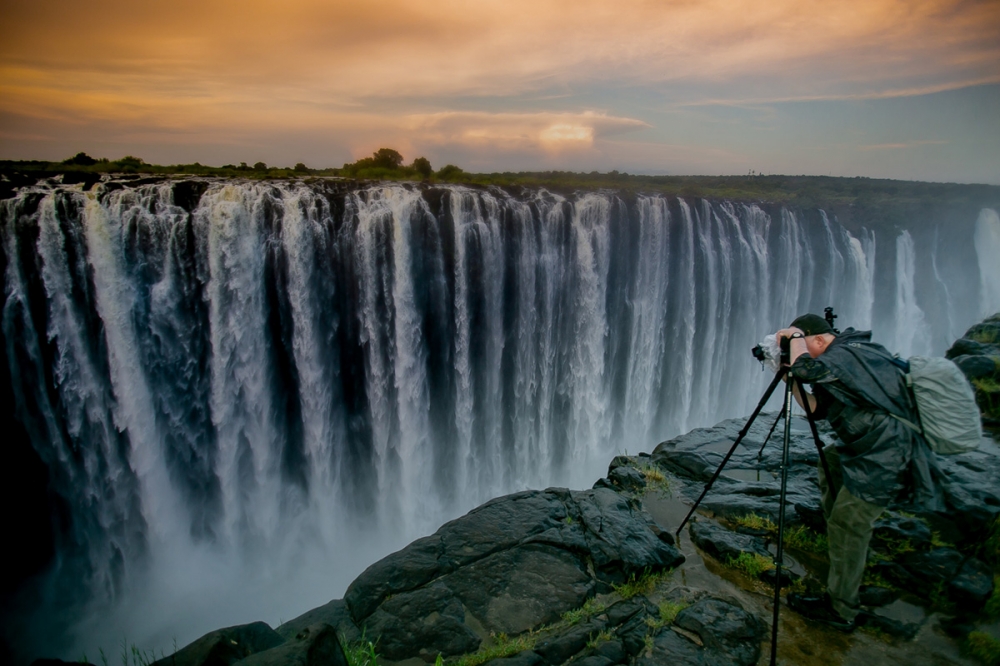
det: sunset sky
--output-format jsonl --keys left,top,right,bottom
{"left": 1, "top": 0, "right": 998, "bottom": 182}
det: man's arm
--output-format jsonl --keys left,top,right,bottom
{"left": 775, "top": 326, "right": 817, "bottom": 413}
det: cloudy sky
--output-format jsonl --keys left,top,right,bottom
{"left": 1, "top": 0, "right": 998, "bottom": 182}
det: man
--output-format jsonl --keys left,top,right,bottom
{"left": 774, "top": 313, "right": 942, "bottom": 631}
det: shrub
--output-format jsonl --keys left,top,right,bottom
{"left": 412, "top": 156, "right": 433, "bottom": 178}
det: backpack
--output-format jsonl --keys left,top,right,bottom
{"left": 889, "top": 356, "right": 983, "bottom": 455}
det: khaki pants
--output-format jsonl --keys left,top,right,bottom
{"left": 818, "top": 445, "right": 885, "bottom": 621}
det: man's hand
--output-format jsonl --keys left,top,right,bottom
{"left": 775, "top": 326, "right": 804, "bottom": 343}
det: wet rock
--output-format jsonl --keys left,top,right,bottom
{"left": 605, "top": 597, "right": 655, "bottom": 626}
{"left": 948, "top": 557, "right": 995, "bottom": 608}
{"left": 946, "top": 338, "right": 989, "bottom": 359}
{"left": 673, "top": 598, "right": 765, "bottom": 666}
{"left": 534, "top": 620, "right": 605, "bottom": 664}
{"left": 689, "top": 520, "right": 771, "bottom": 563}
{"left": 233, "top": 623, "right": 347, "bottom": 666}
{"left": 481, "top": 651, "right": 543, "bottom": 666}
{"left": 343, "top": 487, "right": 682, "bottom": 662}
{"left": 859, "top": 585, "right": 900, "bottom": 607}
{"left": 570, "top": 656, "right": 615, "bottom": 666}
{"left": 592, "top": 639, "right": 627, "bottom": 664}
{"left": 363, "top": 583, "right": 481, "bottom": 661}
{"left": 873, "top": 514, "right": 934, "bottom": 550}
{"left": 608, "top": 465, "right": 646, "bottom": 492}
{"left": 277, "top": 599, "right": 360, "bottom": 644}
{"left": 634, "top": 629, "right": 703, "bottom": 665}
{"left": 952, "top": 354, "right": 998, "bottom": 380}
{"left": 900, "top": 548, "right": 964, "bottom": 586}
{"left": 793, "top": 499, "right": 826, "bottom": 533}
{"left": 856, "top": 612, "right": 921, "bottom": 640}
{"left": 151, "top": 622, "right": 284, "bottom": 666}
{"left": 618, "top": 609, "right": 658, "bottom": 657}
{"left": 759, "top": 566, "right": 800, "bottom": 587}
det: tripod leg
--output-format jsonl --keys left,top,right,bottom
{"left": 794, "top": 377, "right": 835, "bottom": 500}
{"left": 755, "top": 406, "right": 786, "bottom": 461}
{"left": 676, "top": 368, "right": 787, "bottom": 538}
{"left": 769, "top": 370, "right": 796, "bottom": 666}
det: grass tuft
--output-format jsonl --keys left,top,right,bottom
{"left": 726, "top": 552, "right": 775, "bottom": 579}
{"left": 783, "top": 525, "right": 828, "bottom": 554}
{"left": 965, "top": 631, "right": 1000, "bottom": 665}
{"left": 732, "top": 513, "right": 775, "bottom": 532}
{"left": 561, "top": 597, "right": 607, "bottom": 626}
{"left": 452, "top": 632, "right": 537, "bottom": 666}
{"left": 612, "top": 568, "right": 672, "bottom": 599}
{"left": 585, "top": 629, "right": 613, "bottom": 650}
{"left": 344, "top": 631, "right": 380, "bottom": 666}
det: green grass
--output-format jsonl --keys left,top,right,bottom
{"left": 783, "top": 525, "right": 828, "bottom": 554}
{"left": 986, "top": 576, "right": 1000, "bottom": 619}
{"left": 965, "top": 631, "right": 1000, "bottom": 665}
{"left": 561, "top": 597, "right": 607, "bottom": 626}
{"left": 655, "top": 600, "right": 689, "bottom": 627}
{"left": 585, "top": 629, "right": 613, "bottom": 649}
{"left": 637, "top": 463, "right": 671, "bottom": 495}
{"left": 612, "top": 568, "right": 673, "bottom": 599}
{"left": 451, "top": 632, "right": 537, "bottom": 666}
{"left": 731, "top": 513, "right": 775, "bottom": 533}
{"left": 344, "top": 631, "right": 380, "bottom": 666}
{"left": 726, "top": 552, "right": 775, "bottom": 579}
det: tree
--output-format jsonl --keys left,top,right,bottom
{"left": 412, "top": 157, "right": 432, "bottom": 178}
{"left": 371, "top": 148, "right": 404, "bottom": 170}
{"left": 294, "top": 162, "right": 309, "bottom": 173}
{"left": 63, "top": 152, "right": 97, "bottom": 166}
{"left": 253, "top": 161, "right": 268, "bottom": 171}
{"left": 436, "top": 164, "right": 464, "bottom": 180}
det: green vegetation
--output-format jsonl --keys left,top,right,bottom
{"left": 344, "top": 632, "right": 380, "bottom": 666}
{"left": 726, "top": 552, "right": 775, "bottom": 579}
{"left": 637, "top": 463, "right": 671, "bottom": 496}
{"left": 732, "top": 512, "right": 775, "bottom": 532}
{"left": 965, "top": 631, "right": 1000, "bottom": 665}
{"left": 612, "top": 568, "right": 673, "bottom": 599}
{"left": 984, "top": 515, "right": 1000, "bottom": 567}
{"left": 654, "top": 600, "right": 688, "bottom": 627}
{"left": 585, "top": 629, "right": 614, "bottom": 649}
{"left": 986, "top": 576, "right": 1000, "bottom": 619}
{"left": 561, "top": 597, "right": 607, "bottom": 625}
{"left": 4, "top": 152, "right": 998, "bottom": 215}
{"left": 971, "top": 376, "right": 1000, "bottom": 422}
{"left": 452, "top": 632, "right": 537, "bottom": 666}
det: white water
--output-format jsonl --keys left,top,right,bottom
{"left": 1, "top": 182, "right": 993, "bottom": 660}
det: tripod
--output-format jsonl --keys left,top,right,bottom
{"left": 674, "top": 366, "right": 832, "bottom": 666}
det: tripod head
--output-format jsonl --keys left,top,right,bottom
{"left": 824, "top": 307, "right": 840, "bottom": 334}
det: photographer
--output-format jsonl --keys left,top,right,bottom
{"left": 774, "top": 313, "right": 943, "bottom": 631}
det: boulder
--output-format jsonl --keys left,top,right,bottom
{"left": 343, "top": 487, "right": 683, "bottom": 661}
{"left": 689, "top": 520, "right": 771, "bottom": 563}
{"left": 233, "top": 623, "right": 347, "bottom": 666}
{"left": 151, "top": 622, "right": 284, "bottom": 666}
{"left": 277, "top": 599, "right": 360, "bottom": 644}
{"left": 947, "top": 557, "right": 995, "bottom": 608}
{"left": 873, "top": 514, "right": 934, "bottom": 551}
{"left": 533, "top": 619, "right": 605, "bottom": 664}
{"left": 607, "top": 465, "right": 646, "bottom": 492}
{"left": 952, "top": 354, "right": 998, "bottom": 380}
{"left": 635, "top": 598, "right": 763, "bottom": 666}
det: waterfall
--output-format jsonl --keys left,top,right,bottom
{"left": 976, "top": 208, "right": 1000, "bottom": 317}
{"left": 0, "top": 181, "right": 990, "bottom": 660}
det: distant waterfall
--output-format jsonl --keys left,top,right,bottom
{"left": 0, "top": 180, "right": 992, "bottom": 659}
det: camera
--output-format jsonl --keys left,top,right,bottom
{"left": 751, "top": 334, "right": 787, "bottom": 372}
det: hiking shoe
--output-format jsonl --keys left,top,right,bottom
{"left": 787, "top": 592, "right": 856, "bottom": 632}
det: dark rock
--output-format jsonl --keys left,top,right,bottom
{"left": 607, "top": 455, "right": 633, "bottom": 473}
{"left": 593, "top": 639, "right": 627, "bottom": 664}
{"left": 859, "top": 585, "right": 900, "bottom": 607}
{"left": 151, "top": 622, "right": 284, "bottom": 666}
{"left": 608, "top": 465, "right": 646, "bottom": 492}
{"left": 618, "top": 611, "right": 656, "bottom": 657}
{"left": 856, "top": 612, "right": 921, "bottom": 640}
{"left": 363, "top": 583, "right": 481, "bottom": 661}
{"left": 759, "top": 566, "right": 800, "bottom": 587}
{"left": 605, "top": 597, "right": 655, "bottom": 626}
{"left": 689, "top": 520, "right": 771, "bottom": 563}
{"left": 481, "top": 651, "right": 543, "bottom": 666}
{"left": 946, "top": 338, "right": 988, "bottom": 359}
{"left": 873, "top": 514, "right": 933, "bottom": 551}
{"left": 570, "top": 657, "right": 614, "bottom": 666}
{"left": 793, "top": 500, "right": 826, "bottom": 533}
{"left": 948, "top": 557, "right": 995, "bottom": 608}
{"left": 952, "top": 354, "right": 998, "bottom": 380}
{"left": 634, "top": 628, "right": 704, "bottom": 665}
{"left": 32, "top": 661, "right": 96, "bottom": 666}
{"left": 234, "top": 623, "right": 347, "bottom": 666}
{"left": 277, "top": 599, "right": 360, "bottom": 644}
{"left": 442, "top": 544, "right": 595, "bottom": 634}
{"left": 534, "top": 620, "right": 604, "bottom": 665}
{"left": 593, "top": 478, "right": 615, "bottom": 490}
{"left": 900, "top": 548, "right": 964, "bottom": 586}
{"left": 673, "top": 598, "right": 764, "bottom": 666}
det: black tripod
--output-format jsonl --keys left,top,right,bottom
{"left": 675, "top": 365, "right": 832, "bottom": 666}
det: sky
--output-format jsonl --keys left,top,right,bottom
{"left": 1, "top": 0, "right": 998, "bottom": 183}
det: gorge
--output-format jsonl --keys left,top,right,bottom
{"left": 1, "top": 176, "right": 998, "bottom": 661}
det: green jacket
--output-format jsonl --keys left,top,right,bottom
{"left": 789, "top": 328, "right": 943, "bottom": 510}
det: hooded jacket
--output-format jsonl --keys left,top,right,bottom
{"left": 789, "top": 328, "right": 943, "bottom": 510}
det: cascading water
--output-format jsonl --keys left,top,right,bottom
{"left": 1, "top": 179, "right": 994, "bottom": 660}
